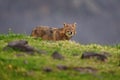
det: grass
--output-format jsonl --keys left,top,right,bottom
{"left": 0, "top": 33, "right": 120, "bottom": 80}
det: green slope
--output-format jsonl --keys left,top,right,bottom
{"left": 0, "top": 33, "right": 120, "bottom": 80}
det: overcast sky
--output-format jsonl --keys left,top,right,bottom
{"left": 0, "top": 0, "right": 120, "bottom": 45}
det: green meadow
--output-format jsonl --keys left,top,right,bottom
{"left": 0, "top": 33, "right": 120, "bottom": 80}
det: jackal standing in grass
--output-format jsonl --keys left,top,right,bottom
{"left": 31, "top": 23, "right": 76, "bottom": 41}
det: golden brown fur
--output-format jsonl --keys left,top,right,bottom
{"left": 31, "top": 23, "right": 76, "bottom": 41}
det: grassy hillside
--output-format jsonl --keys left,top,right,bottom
{"left": 0, "top": 33, "right": 120, "bottom": 80}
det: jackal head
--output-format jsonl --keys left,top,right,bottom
{"left": 63, "top": 23, "right": 76, "bottom": 38}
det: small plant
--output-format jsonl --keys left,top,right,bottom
{"left": 8, "top": 28, "right": 13, "bottom": 34}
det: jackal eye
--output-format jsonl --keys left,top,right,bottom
{"left": 66, "top": 31, "right": 70, "bottom": 33}
{"left": 67, "top": 31, "right": 73, "bottom": 35}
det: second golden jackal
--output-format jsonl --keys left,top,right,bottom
{"left": 31, "top": 23, "right": 76, "bottom": 41}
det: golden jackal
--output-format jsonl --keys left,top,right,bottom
{"left": 31, "top": 23, "right": 76, "bottom": 41}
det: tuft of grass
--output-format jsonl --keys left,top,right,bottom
{"left": 0, "top": 33, "right": 120, "bottom": 80}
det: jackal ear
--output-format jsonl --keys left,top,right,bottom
{"left": 63, "top": 23, "right": 66, "bottom": 27}
{"left": 73, "top": 22, "right": 76, "bottom": 27}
